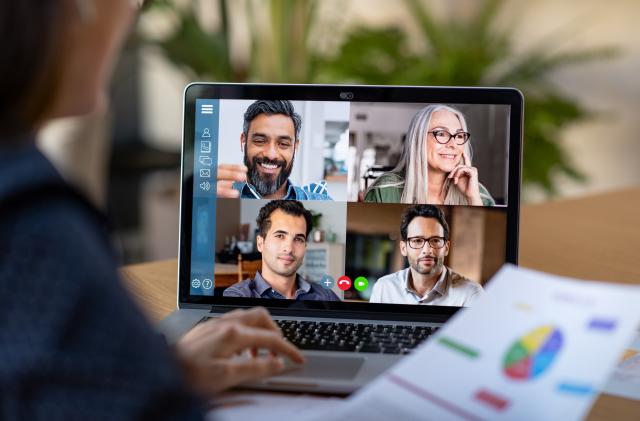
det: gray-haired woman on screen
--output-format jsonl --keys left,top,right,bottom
{"left": 364, "top": 104, "right": 495, "bottom": 206}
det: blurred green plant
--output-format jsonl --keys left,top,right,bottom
{"left": 139, "top": 0, "right": 618, "bottom": 196}
{"left": 140, "top": 0, "right": 317, "bottom": 82}
{"left": 310, "top": 211, "right": 323, "bottom": 231}
{"left": 313, "top": 0, "right": 619, "bottom": 195}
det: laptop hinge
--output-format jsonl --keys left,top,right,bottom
{"left": 208, "top": 305, "right": 456, "bottom": 324}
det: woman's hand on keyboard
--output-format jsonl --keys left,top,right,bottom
{"left": 174, "top": 307, "right": 305, "bottom": 400}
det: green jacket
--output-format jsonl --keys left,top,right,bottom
{"left": 364, "top": 172, "right": 496, "bottom": 206}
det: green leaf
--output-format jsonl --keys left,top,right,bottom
{"left": 495, "top": 46, "right": 619, "bottom": 88}
{"left": 155, "top": 10, "right": 232, "bottom": 80}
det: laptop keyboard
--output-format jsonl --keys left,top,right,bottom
{"left": 275, "top": 320, "right": 438, "bottom": 354}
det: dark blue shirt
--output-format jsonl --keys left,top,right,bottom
{"left": 223, "top": 272, "right": 340, "bottom": 301}
{"left": 0, "top": 140, "right": 204, "bottom": 420}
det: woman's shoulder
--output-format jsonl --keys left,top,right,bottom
{"left": 364, "top": 172, "right": 404, "bottom": 203}
{"left": 0, "top": 180, "right": 198, "bottom": 418}
{"left": 374, "top": 171, "right": 404, "bottom": 184}
{"left": 478, "top": 182, "right": 496, "bottom": 206}
{"left": 1, "top": 146, "right": 115, "bottom": 277}
{"left": 1, "top": 184, "right": 117, "bottom": 285}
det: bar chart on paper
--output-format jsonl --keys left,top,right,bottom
{"left": 322, "top": 265, "right": 640, "bottom": 421}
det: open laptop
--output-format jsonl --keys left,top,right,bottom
{"left": 158, "top": 83, "right": 523, "bottom": 394}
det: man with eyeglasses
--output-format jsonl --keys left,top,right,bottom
{"left": 369, "top": 204, "right": 484, "bottom": 305}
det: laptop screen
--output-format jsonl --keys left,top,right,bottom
{"left": 182, "top": 85, "right": 521, "bottom": 312}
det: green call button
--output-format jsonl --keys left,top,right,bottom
{"left": 354, "top": 276, "right": 369, "bottom": 292}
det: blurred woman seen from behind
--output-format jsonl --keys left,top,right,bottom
{"left": 0, "top": 1, "right": 302, "bottom": 419}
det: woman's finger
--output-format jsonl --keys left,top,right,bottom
{"left": 449, "top": 166, "right": 466, "bottom": 184}
{"left": 215, "top": 323, "right": 305, "bottom": 363}
{"left": 220, "top": 307, "right": 281, "bottom": 333}
{"left": 180, "top": 309, "right": 281, "bottom": 351}
{"left": 454, "top": 166, "right": 473, "bottom": 184}
{"left": 452, "top": 166, "right": 476, "bottom": 181}
{"left": 222, "top": 355, "right": 286, "bottom": 389}
{"left": 449, "top": 165, "right": 466, "bottom": 178}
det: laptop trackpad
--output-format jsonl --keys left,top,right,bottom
{"left": 279, "top": 355, "right": 365, "bottom": 380}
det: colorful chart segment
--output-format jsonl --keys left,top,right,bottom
{"left": 503, "top": 325, "right": 563, "bottom": 380}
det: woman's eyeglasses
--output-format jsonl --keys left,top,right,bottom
{"left": 430, "top": 130, "right": 471, "bottom": 145}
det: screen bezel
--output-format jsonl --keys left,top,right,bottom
{"left": 178, "top": 83, "right": 523, "bottom": 317}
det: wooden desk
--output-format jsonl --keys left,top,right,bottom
{"left": 121, "top": 188, "right": 640, "bottom": 420}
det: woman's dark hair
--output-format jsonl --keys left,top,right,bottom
{"left": 0, "top": 2, "right": 65, "bottom": 138}
{"left": 400, "top": 204, "right": 450, "bottom": 241}
{"left": 243, "top": 100, "right": 302, "bottom": 140}
{"left": 256, "top": 200, "right": 313, "bottom": 238}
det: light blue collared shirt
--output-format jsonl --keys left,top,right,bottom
{"left": 233, "top": 180, "right": 332, "bottom": 200}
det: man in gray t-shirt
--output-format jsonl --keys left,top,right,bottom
{"left": 370, "top": 205, "right": 483, "bottom": 306}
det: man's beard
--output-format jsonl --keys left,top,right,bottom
{"left": 244, "top": 150, "right": 294, "bottom": 197}
{"left": 410, "top": 255, "right": 444, "bottom": 276}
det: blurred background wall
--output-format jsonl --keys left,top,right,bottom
{"left": 38, "top": 0, "right": 640, "bottom": 263}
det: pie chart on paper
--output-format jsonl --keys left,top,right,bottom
{"left": 503, "top": 325, "right": 563, "bottom": 380}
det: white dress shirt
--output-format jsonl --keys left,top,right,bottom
{"left": 369, "top": 267, "right": 483, "bottom": 306}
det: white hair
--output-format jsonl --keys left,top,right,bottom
{"left": 376, "top": 104, "right": 473, "bottom": 204}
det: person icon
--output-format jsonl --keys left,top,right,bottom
{"left": 202, "top": 128, "right": 211, "bottom": 138}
